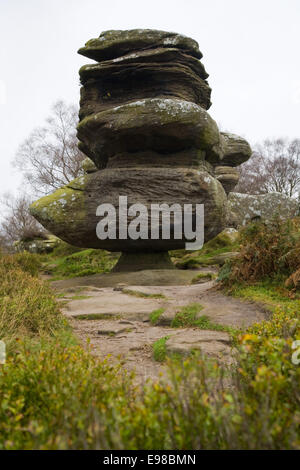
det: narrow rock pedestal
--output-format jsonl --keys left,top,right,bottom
{"left": 112, "top": 252, "right": 175, "bottom": 273}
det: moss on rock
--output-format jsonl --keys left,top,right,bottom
{"left": 29, "top": 176, "right": 89, "bottom": 242}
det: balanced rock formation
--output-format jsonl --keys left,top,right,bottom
{"left": 30, "top": 29, "right": 252, "bottom": 273}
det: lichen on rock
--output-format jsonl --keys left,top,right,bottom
{"left": 30, "top": 29, "right": 253, "bottom": 274}
{"left": 78, "top": 29, "right": 203, "bottom": 62}
{"left": 228, "top": 192, "right": 299, "bottom": 227}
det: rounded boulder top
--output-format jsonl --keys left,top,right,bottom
{"left": 78, "top": 29, "right": 202, "bottom": 62}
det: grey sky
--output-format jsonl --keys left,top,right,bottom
{"left": 0, "top": 0, "right": 299, "bottom": 195}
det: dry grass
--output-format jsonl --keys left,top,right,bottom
{"left": 221, "top": 217, "right": 300, "bottom": 286}
{"left": 0, "top": 254, "right": 64, "bottom": 349}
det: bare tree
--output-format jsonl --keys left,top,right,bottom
{"left": 14, "top": 101, "right": 85, "bottom": 195}
{"left": 0, "top": 193, "right": 46, "bottom": 246}
{"left": 236, "top": 138, "right": 300, "bottom": 198}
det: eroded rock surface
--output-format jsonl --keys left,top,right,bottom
{"left": 56, "top": 279, "right": 267, "bottom": 382}
{"left": 228, "top": 192, "right": 299, "bottom": 227}
{"left": 165, "top": 330, "right": 232, "bottom": 362}
{"left": 77, "top": 98, "right": 222, "bottom": 166}
{"left": 78, "top": 29, "right": 203, "bottom": 62}
{"left": 30, "top": 167, "right": 228, "bottom": 251}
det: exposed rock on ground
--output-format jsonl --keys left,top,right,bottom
{"left": 14, "top": 234, "right": 59, "bottom": 254}
{"left": 55, "top": 276, "right": 267, "bottom": 382}
{"left": 51, "top": 268, "right": 205, "bottom": 288}
{"left": 165, "top": 330, "right": 232, "bottom": 362}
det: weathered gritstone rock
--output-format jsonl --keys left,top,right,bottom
{"left": 228, "top": 192, "right": 299, "bottom": 227}
{"left": 31, "top": 29, "right": 252, "bottom": 277}
{"left": 165, "top": 330, "right": 232, "bottom": 360}
{"left": 79, "top": 47, "right": 208, "bottom": 83}
{"left": 78, "top": 29, "right": 203, "bottom": 62}
{"left": 214, "top": 166, "right": 240, "bottom": 194}
{"left": 62, "top": 290, "right": 159, "bottom": 321}
{"left": 77, "top": 98, "right": 222, "bottom": 167}
{"left": 30, "top": 167, "right": 228, "bottom": 252}
{"left": 105, "top": 149, "right": 214, "bottom": 170}
{"left": 220, "top": 133, "right": 252, "bottom": 166}
{"left": 81, "top": 157, "right": 97, "bottom": 174}
{"left": 14, "top": 234, "right": 60, "bottom": 254}
{"left": 79, "top": 48, "right": 211, "bottom": 118}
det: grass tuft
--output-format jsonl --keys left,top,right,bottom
{"left": 74, "top": 313, "right": 121, "bottom": 321}
{"left": 170, "top": 303, "right": 235, "bottom": 333}
{"left": 122, "top": 288, "right": 166, "bottom": 299}
{"left": 191, "top": 272, "right": 216, "bottom": 284}
{"left": 152, "top": 336, "right": 170, "bottom": 362}
{"left": 171, "top": 303, "right": 203, "bottom": 328}
{"left": 149, "top": 308, "right": 165, "bottom": 325}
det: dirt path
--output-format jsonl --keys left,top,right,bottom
{"left": 52, "top": 273, "right": 268, "bottom": 383}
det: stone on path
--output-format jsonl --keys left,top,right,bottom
{"left": 165, "top": 329, "right": 232, "bottom": 361}
{"left": 62, "top": 288, "right": 163, "bottom": 322}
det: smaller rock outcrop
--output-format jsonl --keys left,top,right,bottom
{"left": 14, "top": 234, "right": 59, "bottom": 254}
{"left": 228, "top": 192, "right": 299, "bottom": 227}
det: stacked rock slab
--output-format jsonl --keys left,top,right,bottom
{"left": 30, "top": 29, "right": 252, "bottom": 273}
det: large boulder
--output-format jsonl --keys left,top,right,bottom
{"left": 30, "top": 167, "right": 228, "bottom": 252}
{"left": 77, "top": 98, "right": 223, "bottom": 168}
{"left": 228, "top": 192, "right": 299, "bottom": 227}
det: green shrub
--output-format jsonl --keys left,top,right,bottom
{"left": 1, "top": 335, "right": 299, "bottom": 449}
{"left": 51, "top": 240, "right": 83, "bottom": 257}
{"left": 0, "top": 339, "right": 135, "bottom": 450}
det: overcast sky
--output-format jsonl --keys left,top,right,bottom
{"left": 0, "top": 0, "right": 299, "bottom": 196}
